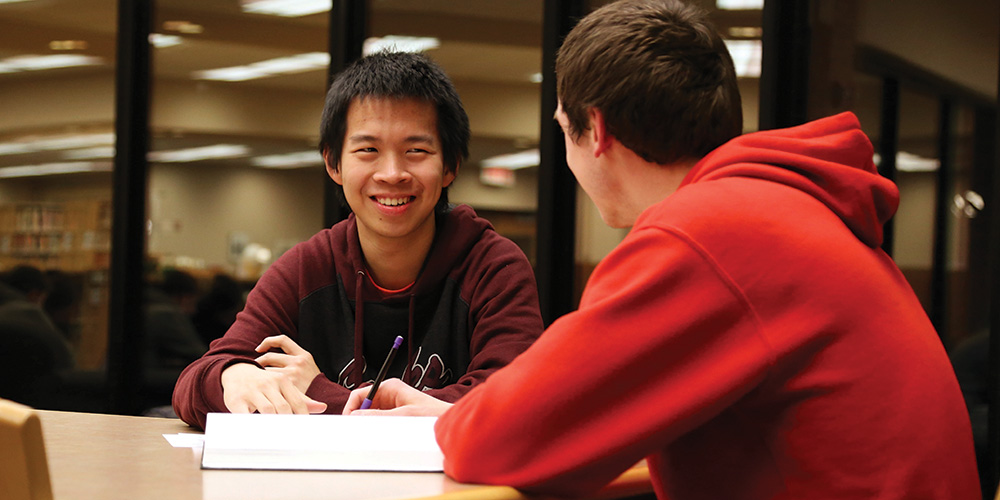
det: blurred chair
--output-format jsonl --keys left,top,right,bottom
{"left": 0, "top": 398, "right": 53, "bottom": 500}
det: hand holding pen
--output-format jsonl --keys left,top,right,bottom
{"left": 360, "top": 335, "right": 404, "bottom": 410}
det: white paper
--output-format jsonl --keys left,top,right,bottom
{"left": 163, "top": 433, "right": 205, "bottom": 448}
{"left": 200, "top": 413, "right": 444, "bottom": 472}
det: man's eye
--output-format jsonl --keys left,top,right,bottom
{"left": 408, "top": 148, "right": 430, "bottom": 154}
{"left": 355, "top": 147, "right": 377, "bottom": 153}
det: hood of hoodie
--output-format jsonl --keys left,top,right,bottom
{"left": 681, "top": 112, "right": 898, "bottom": 248}
{"left": 332, "top": 203, "right": 494, "bottom": 298}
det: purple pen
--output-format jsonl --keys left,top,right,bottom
{"left": 359, "top": 335, "right": 404, "bottom": 410}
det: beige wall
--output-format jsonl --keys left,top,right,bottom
{"left": 858, "top": 0, "right": 998, "bottom": 98}
{"left": 148, "top": 162, "right": 323, "bottom": 270}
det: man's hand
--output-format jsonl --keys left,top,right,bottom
{"left": 220, "top": 362, "right": 327, "bottom": 415}
{"left": 342, "top": 378, "right": 453, "bottom": 416}
{"left": 254, "top": 335, "right": 322, "bottom": 394}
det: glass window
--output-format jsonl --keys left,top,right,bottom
{"left": 945, "top": 104, "right": 983, "bottom": 346}
{"left": 146, "top": 0, "right": 330, "bottom": 408}
{"left": 369, "top": 0, "right": 544, "bottom": 265}
{"left": 0, "top": 0, "right": 116, "bottom": 411}
{"left": 892, "top": 86, "right": 940, "bottom": 314}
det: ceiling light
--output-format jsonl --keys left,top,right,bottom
{"left": 727, "top": 26, "right": 762, "bottom": 38}
{"left": 0, "top": 162, "right": 112, "bottom": 179}
{"left": 363, "top": 36, "right": 440, "bottom": 55}
{"left": 716, "top": 0, "right": 764, "bottom": 9}
{"left": 529, "top": 72, "right": 543, "bottom": 83}
{"left": 63, "top": 147, "right": 115, "bottom": 160}
{"left": 49, "top": 40, "right": 89, "bottom": 51}
{"left": 874, "top": 151, "right": 940, "bottom": 172}
{"left": 148, "top": 144, "right": 249, "bottom": 163}
{"left": 163, "top": 20, "right": 203, "bottom": 34}
{"left": 0, "top": 0, "right": 35, "bottom": 4}
{"left": 241, "top": 0, "right": 330, "bottom": 17}
{"left": 723, "top": 39, "right": 761, "bottom": 78}
{"left": 0, "top": 54, "right": 103, "bottom": 74}
{"left": 35, "top": 133, "right": 116, "bottom": 150}
{"left": 481, "top": 149, "right": 539, "bottom": 170}
{"left": 0, "top": 133, "right": 115, "bottom": 155}
{"left": 251, "top": 151, "right": 323, "bottom": 169}
{"left": 150, "top": 34, "right": 182, "bottom": 48}
{"left": 193, "top": 52, "right": 328, "bottom": 81}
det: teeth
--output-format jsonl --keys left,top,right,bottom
{"left": 376, "top": 197, "right": 411, "bottom": 206}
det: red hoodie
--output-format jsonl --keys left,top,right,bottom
{"left": 434, "top": 113, "right": 979, "bottom": 499}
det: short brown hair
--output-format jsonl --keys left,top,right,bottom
{"left": 556, "top": 0, "right": 742, "bottom": 164}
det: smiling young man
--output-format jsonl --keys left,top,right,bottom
{"left": 342, "top": 1, "right": 979, "bottom": 499}
{"left": 172, "top": 51, "right": 544, "bottom": 430}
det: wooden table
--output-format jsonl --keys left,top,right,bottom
{"left": 36, "top": 410, "right": 652, "bottom": 500}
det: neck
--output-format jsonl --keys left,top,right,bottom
{"left": 613, "top": 150, "right": 698, "bottom": 226}
{"left": 357, "top": 222, "right": 436, "bottom": 291}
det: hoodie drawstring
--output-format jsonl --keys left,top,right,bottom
{"left": 352, "top": 269, "right": 418, "bottom": 388}
{"left": 352, "top": 269, "right": 366, "bottom": 385}
{"left": 404, "top": 293, "right": 416, "bottom": 385}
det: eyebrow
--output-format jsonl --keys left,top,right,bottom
{"left": 346, "top": 134, "right": 378, "bottom": 144}
{"left": 404, "top": 135, "right": 437, "bottom": 145}
{"left": 345, "top": 134, "right": 437, "bottom": 145}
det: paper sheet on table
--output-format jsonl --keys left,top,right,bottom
{"left": 200, "top": 413, "right": 443, "bottom": 472}
{"left": 164, "top": 432, "right": 204, "bottom": 448}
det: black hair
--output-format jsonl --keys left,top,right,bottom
{"left": 318, "top": 51, "right": 470, "bottom": 214}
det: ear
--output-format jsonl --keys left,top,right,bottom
{"left": 323, "top": 147, "right": 343, "bottom": 185}
{"left": 443, "top": 162, "right": 458, "bottom": 188}
{"left": 588, "top": 107, "right": 613, "bottom": 157}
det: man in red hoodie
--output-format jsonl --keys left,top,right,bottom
{"left": 344, "top": 1, "right": 980, "bottom": 498}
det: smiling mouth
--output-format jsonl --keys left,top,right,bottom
{"left": 374, "top": 196, "right": 415, "bottom": 207}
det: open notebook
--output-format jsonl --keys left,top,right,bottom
{"left": 200, "top": 413, "right": 444, "bottom": 472}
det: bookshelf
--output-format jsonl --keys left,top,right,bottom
{"left": 0, "top": 200, "right": 112, "bottom": 369}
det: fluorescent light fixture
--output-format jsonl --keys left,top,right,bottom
{"left": 363, "top": 36, "right": 440, "bottom": 56}
{"left": 49, "top": 40, "right": 89, "bottom": 51}
{"left": 896, "top": 151, "right": 939, "bottom": 172}
{"left": 723, "top": 39, "right": 761, "bottom": 78}
{"left": 63, "top": 146, "right": 115, "bottom": 160}
{"left": 529, "top": 72, "right": 543, "bottom": 83}
{"left": 150, "top": 34, "right": 182, "bottom": 48}
{"left": 35, "top": 133, "right": 116, "bottom": 151}
{"left": 149, "top": 144, "right": 250, "bottom": 163}
{"left": 0, "top": 54, "right": 103, "bottom": 74}
{"left": 162, "top": 20, "right": 203, "bottom": 34}
{"left": 728, "top": 26, "right": 762, "bottom": 38}
{"left": 0, "top": 143, "right": 31, "bottom": 155}
{"left": 481, "top": 149, "right": 539, "bottom": 170}
{"left": 0, "top": 0, "right": 35, "bottom": 4}
{"left": 193, "top": 52, "right": 329, "bottom": 81}
{"left": 716, "top": 0, "right": 763, "bottom": 9}
{"left": 0, "top": 133, "right": 115, "bottom": 156}
{"left": 241, "top": 0, "right": 330, "bottom": 17}
{"left": 874, "top": 151, "right": 940, "bottom": 173}
{"left": 251, "top": 151, "right": 323, "bottom": 169}
{"left": 0, "top": 161, "right": 112, "bottom": 179}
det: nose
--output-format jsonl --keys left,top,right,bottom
{"left": 372, "top": 153, "right": 411, "bottom": 184}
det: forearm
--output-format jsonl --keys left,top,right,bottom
{"left": 173, "top": 356, "right": 251, "bottom": 429}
